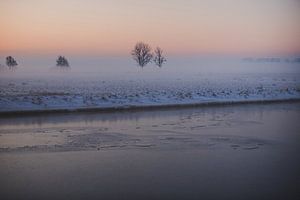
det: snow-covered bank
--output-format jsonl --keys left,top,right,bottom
{"left": 1, "top": 72, "right": 299, "bottom": 113}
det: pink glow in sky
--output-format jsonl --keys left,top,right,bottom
{"left": 1, "top": 0, "right": 300, "bottom": 55}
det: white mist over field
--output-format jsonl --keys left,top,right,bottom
{"left": 1, "top": 55, "right": 300, "bottom": 78}
{"left": 0, "top": 55, "right": 300, "bottom": 112}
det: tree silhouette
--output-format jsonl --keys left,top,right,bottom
{"left": 153, "top": 47, "right": 166, "bottom": 67}
{"left": 131, "top": 42, "right": 153, "bottom": 67}
{"left": 56, "top": 56, "right": 70, "bottom": 67}
{"left": 6, "top": 56, "right": 18, "bottom": 69}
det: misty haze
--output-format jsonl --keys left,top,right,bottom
{"left": 1, "top": 0, "right": 300, "bottom": 200}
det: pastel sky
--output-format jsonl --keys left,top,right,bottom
{"left": 1, "top": 0, "right": 300, "bottom": 56}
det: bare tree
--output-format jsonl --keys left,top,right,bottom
{"left": 131, "top": 42, "right": 153, "bottom": 67}
{"left": 6, "top": 56, "right": 18, "bottom": 69}
{"left": 153, "top": 47, "right": 166, "bottom": 67}
{"left": 56, "top": 56, "right": 70, "bottom": 67}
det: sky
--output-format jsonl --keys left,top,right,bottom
{"left": 0, "top": 0, "right": 300, "bottom": 56}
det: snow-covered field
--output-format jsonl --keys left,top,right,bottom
{"left": 0, "top": 56, "right": 299, "bottom": 112}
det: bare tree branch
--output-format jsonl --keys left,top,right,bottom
{"left": 56, "top": 56, "right": 70, "bottom": 67}
{"left": 6, "top": 56, "right": 18, "bottom": 69}
{"left": 153, "top": 47, "right": 166, "bottom": 67}
{"left": 131, "top": 42, "right": 153, "bottom": 67}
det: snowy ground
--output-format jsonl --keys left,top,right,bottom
{"left": 0, "top": 56, "right": 300, "bottom": 112}
{"left": 0, "top": 73, "right": 299, "bottom": 112}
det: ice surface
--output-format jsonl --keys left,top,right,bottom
{"left": 1, "top": 102, "right": 299, "bottom": 153}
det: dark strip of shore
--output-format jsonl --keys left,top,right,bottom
{"left": 1, "top": 98, "right": 300, "bottom": 118}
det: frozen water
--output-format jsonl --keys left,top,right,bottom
{"left": 0, "top": 102, "right": 300, "bottom": 200}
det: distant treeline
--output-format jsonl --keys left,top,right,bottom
{"left": 243, "top": 57, "right": 300, "bottom": 63}
{"left": 1, "top": 55, "right": 70, "bottom": 70}
{"left": 1, "top": 42, "right": 167, "bottom": 70}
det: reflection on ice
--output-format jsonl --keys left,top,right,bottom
{"left": 1, "top": 102, "right": 299, "bottom": 153}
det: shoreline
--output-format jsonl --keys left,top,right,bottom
{"left": 1, "top": 97, "right": 299, "bottom": 117}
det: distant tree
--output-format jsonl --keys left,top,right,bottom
{"left": 6, "top": 56, "right": 18, "bottom": 69}
{"left": 153, "top": 47, "right": 166, "bottom": 67}
{"left": 131, "top": 42, "right": 153, "bottom": 67}
{"left": 56, "top": 56, "right": 69, "bottom": 67}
